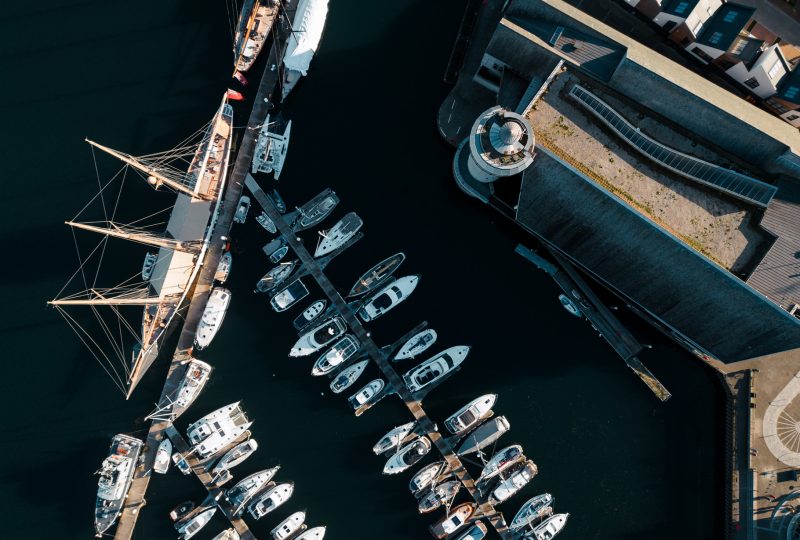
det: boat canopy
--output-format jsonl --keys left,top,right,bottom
{"left": 283, "top": 0, "right": 329, "bottom": 75}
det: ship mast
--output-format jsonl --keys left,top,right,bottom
{"left": 49, "top": 289, "right": 164, "bottom": 306}
{"left": 65, "top": 221, "right": 202, "bottom": 253}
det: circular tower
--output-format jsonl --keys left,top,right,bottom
{"left": 467, "top": 106, "right": 535, "bottom": 183}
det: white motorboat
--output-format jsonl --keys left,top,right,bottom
{"left": 477, "top": 444, "right": 525, "bottom": 484}
{"left": 256, "top": 260, "right": 298, "bottom": 293}
{"left": 394, "top": 329, "right": 437, "bottom": 361}
{"left": 293, "top": 188, "right": 339, "bottom": 231}
{"left": 290, "top": 316, "right": 347, "bottom": 357}
{"left": 357, "top": 274, "right": 420, "bottom": 322}
{"left": 409, "top": 460, "right": 446, "bottom": 494}
{"left": 490, "top": 460, "right": 538, "bottom": 504}
{"left": 94, "top": 434, "right": 143, "bottom": 536}
{"left": 314, "top": 212, "right": 363, "bottom": 258}
{"left": 293, "top": 300, "right": 327, "bottom": 330}
{"left": 295, "top": 526, "right": 326, "bottom": 540}
{"left": 510, "top": 493, "right": 554, "bottom": 531}
{"left": 456, "top": 416, "right": 510, "bottom": 456}
{"left": 174, "top": 359, "right": 212, "bottom": 412}
{"left": 176, "top": 507, "right": 216, "bottom": 540}
{"left": 373, "top": 421, "right": 415, "bottom": 455}
{"left": 312, "top": 335, "right": 360, "bottom": 376}
{"left": 211, "top": 529, "right": 240, "bottom": 540}
{"left": 453, "top": 521, "right": 488, "bottom": 540}
{"left": 252, "top": 115, "right": 292, "bottom": 178}
{"left": 530, "top": 513, "right": 569, "bottom": 540}
{"left": 154, "top": 437, "right": 172, "bottom": 474}
{"left": 444, "top": 394, "right": 497, "bottom": 436}
{"left": 195, "top": 287, "right": 231, "bottom": 349}
{"left": 234, "top": 195, "right": 251, "bottom": 224}
{"left": 348, "top": 378, "right": 384, "bottom": 409}
{"left": 271, "top": 279, "right": 310, "bottom": 312}
{"left": 417, "top": 480, "right": 460, "bottom": 514}
{"left": 403, "top": 346, "right": 470, "bottom": 393}
{"left": 248, "top": 482, "right": 294, "bottom": 520}
{"left": 170, "top": 500, "right": 195, "bottom": 522}
{"left": 187, "top": 402, "right": 252, "bottom": 459}
{"left": 215, "top": 252, "right": 232, "bottom": 284}
{"left": 141, "top": 252, "right": 158, "bottom": 280}
{"left": 558, "top": 294, "right": 581, "bottom": 317}
{"left": 271, "top": 510, "right": 306, "bottom": 540}
{"left": 270, "top": 244, "right": 289, "bottom": 264}
{"left": 256, "top": 211, "right": 277, "bottom": 233}
{"left": 429, "top": 502, "right": 475, "bottom": 540}
{"left": 383, "top": 436, "right": 431, "bottom": 475}
{"left": 211, "top": 439, "right": 258, "bottom": 475}
{"left": 280, "top": 0, "right": 329, "bottom": 100}
{"left": 226, "top": 466, "right": 280, "bottom": 514}
{"left": 330, "top": 359, "right": 368, "bottom": 394}
{"left": 347, "top": 252, "right": 405, "bottom": 297}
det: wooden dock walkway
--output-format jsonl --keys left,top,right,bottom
{"left": 246, "top": 175, "right": 516, "bottom": 539}
{"left": 113, "top": 9, "right": 297, "bottom": 539}
{"left": 515, "top": 244, "right": 671, "bottom": 401}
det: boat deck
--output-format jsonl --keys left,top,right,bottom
{"left": 246, "top": 175, "right": 516, "bottom": 539}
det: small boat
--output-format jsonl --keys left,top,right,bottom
{"left": 429, "top": 502, "right": 475, "bottom": 539}
{"left": 172, "top": 452, "right": 192, "bottom": 475}
{"left": 280, "top": 0, "right": 329, "bottom": 100}
{"left": 256, "top": 260, "right": 298, "bottom": 293}
{"left": 510, "top": 494, "right": 554, "bottom": 531}
{"left": 215, "top": 252, "right": 233, "bottom": 284}
{"left": 477, "top": 445, "right": 525, "bottom": 484}
{"left": 234, "top": 195, "right": 251, "bottom": 224}
{"left": 271, "top": 510, "right": 306, "bottom": 540}
{"left": 252, "top": 115, "right": 292, "bottom": 179}
{"left": 211, "top": 439, "right": 258, "bottom": 475}
{"left": 293, "top": 300, "right": 327, "bottom": 330}
{"left": 263, "top": 237, "right": 284, "bottom": 258}
{"left": 293, "top": 188, "right": 339, "bottom": 231}
{"left": 141, "top": 252, "right": 158, "bottom": 280}
{"left": 174, "top": 359, "right": 213, "bottom": 412}
{"left": 295, "top": 527, "right": 326, "bottom": 540}
{"left": 314, "top": 212, "right": 363, "bottom": 257}
{"left": 176, "top": 507, "right": 216, "bottom": 540}
{"left": 226, "top": 466, "right": 280, "bottom": 514}
{"left": 226, "top": 89, "right": 245, "bottom": 101}
{"left": 271, "top": 189, "right": 287, "bottom": 213}
{"left": 558, "top": 294, "right": 581, "bottom": 317}
{"left": 256, "top": 211, "right": 277, "bottom": 233}
{"left": 187, "top": 402, "right": 252, "bottom": 459}
{"left": 444, "top": 394, "right": 497, "bottom": 436}
{"left": 417, "top": 480, "right": 460, "bottom": 513}
{"left": 233, "top": 0, "right": 278, "bottom": 72}
{"left": 394, "top": 329, "right": 437, "bottom": 361}
{"left": 348, "top": 252, "right": 405, "bottom": 297}
{"left": 403, "top": 346, "right": 470, "bottom": 393}
{"left": 169, "top": 500, "right": 195, "bottom": 522}
{"left": 270, "top": 244, "right": 289, "bottom": 264}
{"left": 330, "top": 359, "right": 368, "bottom": 394}
{"left": 248, "top": 482, "right": 294, "bottom": 520}
{"left": 94, "top": 434, "right": 144, "bottom": 536}
{"left": 530, "top": 513, "right": 569, "bottom": 540}
{"left": 290, "top": 316, "right": 347, "bottom": 357}
{"left": 271, "top": 279, "right": 310, "bottom": 312}
{"left": 373, "top": 421, "right": 415, "bottom": 455}
{"left": 212, "top": 529, "right": 240, "bottom": 540}
{"left": 312, "top": 335, "right": 361, "bottom": 376}
{"left": 383, "top": 436, "right": 431, "bottom": 475}
{"left": 357, "top": 274, "right": 420, "bottom": 322}
{"left": 453, "top": 521, "right": 488, "bottom": 540}
{"left": 409, "top": 460, "right": 446, "bottom": 494}
{"left": 489, "top": 459, "right": 538, "bottom": 504}
{"left": 456, "top": 416, "right": 510, "bottom": 456}
{"left": 348, "top": 378, "right": 384, "bottom": 409}
{"left": 154, "top": 437, "right": 172, "bottom": 474}
{"left": 195, "top": 287, "right": 232, "bottom": 349}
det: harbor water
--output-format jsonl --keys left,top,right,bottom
{"left": 0, "top": 1, "right": 721, "bottom": 539}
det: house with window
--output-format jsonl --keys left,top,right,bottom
{"left": 653, "top": 0, "right": 724, "bottom": 46}
{"left": 765, "top": 67, "right": 800, "bottom": 127}
{"left": 724, "top": 44, "right": 790, "bottom": 98}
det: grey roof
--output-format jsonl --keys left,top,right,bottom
{"left": 776, "top": 65, "right": 800, "bottom": 105}
{"left": 746, "top": 179, "right": 800, "bottom": 308}
{"left": 662, "top": 0, "right": 701, "bottom": 17}
{"left": 696, "top": 3, "right": 755, "bottom": 51}
{"left": 485, "top": 22, "right": 564, "bottom": 82}
{"left": 515, "top": 151, "right": 800, "bottom": 362}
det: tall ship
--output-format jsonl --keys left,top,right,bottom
{"left": 95, "top": 434, "right": 143, "bottom": 536}
{"left": 50, "top": 96, "right": 234, "bottom": 398}
{"left": 281, "top": 0, "right": 329, "bottom": 100}
{"left": 233, "top": 0, "right": 279, "bottom": 73}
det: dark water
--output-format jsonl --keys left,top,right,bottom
{"left": 1, "top": 1, "right": 722, "bottom": 539}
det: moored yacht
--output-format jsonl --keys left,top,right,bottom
{"left": 530, "top": 513, "right": 569, "bottom": 540}
{"left": 271, "top": 510, "right": 306, "bottom": 540}
{"left": 477, "top": 444, "right": 524, "bottom": 484}
{"left": 211, "top": 439, "right": 258, "bottom": 475}
{"left": 314, "top": 212, "right": 363, "bottom": 257}
{"left": 271, "top": 279, "right": 310, "bottom": 312}
{"left": 252, "top": 115, "right": 292, "bottom": 179}
{"left": 195, "top": 287, "right": 231, "bottom": 349}
{"left": 357, "top": 274, "right": 420, "bottom": 322}
{"left": 256, "top": 260, "right": 298, "bottom": 293}
{"left": 154, "top": 437, "right": 172, "bottom": 474}
{"left": 444, "top": 394, "right": 497, "bottom": 436}
{"left": 348, "top": 378, "right": 384, "bottom": 409}
{"left": 456, "top": 416, "right": 510, "bottom": 456}
{"left": 293, "top": 299, "right": 327, "bottom": 330}
{"left": 94, "top": 434, "right": 143, "bottom": 537}
{"left": 214, "top": 251, "right": 232, "bottom": 284}
{"left": 248, "top": 482, "right": 294, "bottom": 520}
{"left": 417, "top": 480, "right": 460, "bottom": 514}
{"left": 175, "top": 507, "right": 216, "bottom": 540}
{"left": 409, "top": 460, "right": 447, "bottom": 494}
{"left": 226, "top": 466, "right": 280, "bottom": 515}
{"left": 394, "top": 328, "right": 437, "bottom": 361}
{"left": 312, "top": 335, "right": 360, "bottom": 376}
{"left": 454, "top": 521, "right": 488, "bottom": 540}
{"left": 173, "top": 359, "right": 212, "bottom": 415}
{"left": 347, "top": 252, "right": 405, "bottom": 297}
{"left": 403, "top": 346, "right": 470, "bottom": 393}
{"left": 373, "top": 421, "right": 416, "bottom": 455}
{"left": 187, "top": 402, "right": 252, "bottom": 459}
{"left": 211, "top": 529, "right": 240, "bottom": 540}
{"left": 295, "top": 526, "right": 326, "bottom": 540}
{"left": 429, "top": 502, "right": 475, "bottom": 540}
{"left": 290, "top": 316, "right": 347, "bottom": 357}
{"left": 293, "top": 189, "right": 339, "bottom": 231}
{"left": 256, "top": 211, "right": 277, "bottom": 233}
{"left": 489, "top": 459, "right": 538, "bottom": 504}
{"left": 280, "top": 0, "right": 329, "bottom": 100}
{"left": 234, "top": 0, "right": 279, "bottom": 72}
{"left": 510, "top": 493, "right": 554, "bottom": 532}
{"left": 330, "top": 359, "right": 368, "bottom": 394}
{"left": 384, "top": 437, "right": 431, "bottom": 475}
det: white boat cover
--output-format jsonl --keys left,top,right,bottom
{"left": 283, "top": 0, "right": 329, "bottom": 75}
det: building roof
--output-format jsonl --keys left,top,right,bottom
{"left": 776, "top": 65, "right": 800, "bottom": 105}
{"left": 662, "top": 0, "right": 701, "bottom": 17}
{"left": 696, "top": 3, "right": 756, "bottom": 51}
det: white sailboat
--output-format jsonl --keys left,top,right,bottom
{"left": 281, "top": 0, "right": 329, "bottom": 100}
{"left": 252, "top": 114, "right": 292, "bottom": 178}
